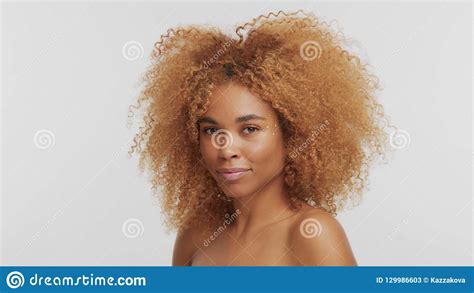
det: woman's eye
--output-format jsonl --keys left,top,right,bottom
{"left": 202, "top": 127, "right": 259, "bottom": 135}
{"left": 243, "top": 127, "right": 259, "bottom": 134}
{"left": 202, "top": 128, "right": 218, "bottom": 135}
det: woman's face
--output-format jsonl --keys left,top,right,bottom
{"left": 198, "top": 81, "right": 286, "bottom": 198}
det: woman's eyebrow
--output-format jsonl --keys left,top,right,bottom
{"left": 198, "top": 116, "right": 218, "bottom": 125}
{"left": 235, "top": 114, "right": 267, "bottom": 123}
{"left": 198, "top": 114, "right": 267, "bottom": 125}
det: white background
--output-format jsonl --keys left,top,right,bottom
{"left": 1, "top": 1, "right": 472, "bottom": 266}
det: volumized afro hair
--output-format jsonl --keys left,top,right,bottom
{"left": 129, "top": 10, "right": 396, "bottom": 233}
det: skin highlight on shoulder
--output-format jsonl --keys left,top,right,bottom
{"left": 289, "top": 207, "right": 357, "bottom": 266}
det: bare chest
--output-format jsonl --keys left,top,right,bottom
{"left": 191, "top": 226, "right": 299, "bottom": 266}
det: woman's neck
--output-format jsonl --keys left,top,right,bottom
{"left": 230, "top": 171, "right": 296, "bottom": 238}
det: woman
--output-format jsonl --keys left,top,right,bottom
{"left": 129, "top": 10, "right": 393, "bottom": 266}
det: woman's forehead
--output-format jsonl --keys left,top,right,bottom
{"left": 205, "top": 82, "right": 277, "bottom": 121}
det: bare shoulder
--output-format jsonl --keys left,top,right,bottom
{"left": 172, "top": 224, "right": 206, "bottom": 266}
{"left": 289, "top": 206, "right": 357, "bottom": 266}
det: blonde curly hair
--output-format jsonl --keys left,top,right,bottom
{"left": 129, "top": 10, "right": 395, "bottom": 233}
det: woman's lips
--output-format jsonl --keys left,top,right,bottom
{"left": 217, "top": 169, "right": 250, "bottom": 182}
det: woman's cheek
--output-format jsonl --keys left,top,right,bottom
{"left": 245, "top": 137, "right": 275, "bottom": 164}
{"left": 200, "top": 141, "right": 215, "bottom": 167}
{"left": 248, "top": 132, "right": 286, "bottom": 168}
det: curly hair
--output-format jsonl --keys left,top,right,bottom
{"left": 128, "top": 10, "right": 396, "bottom": 233}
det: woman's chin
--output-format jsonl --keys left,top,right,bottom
{"left": 220, "top": 186, "right": 251, "bottom": 199}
